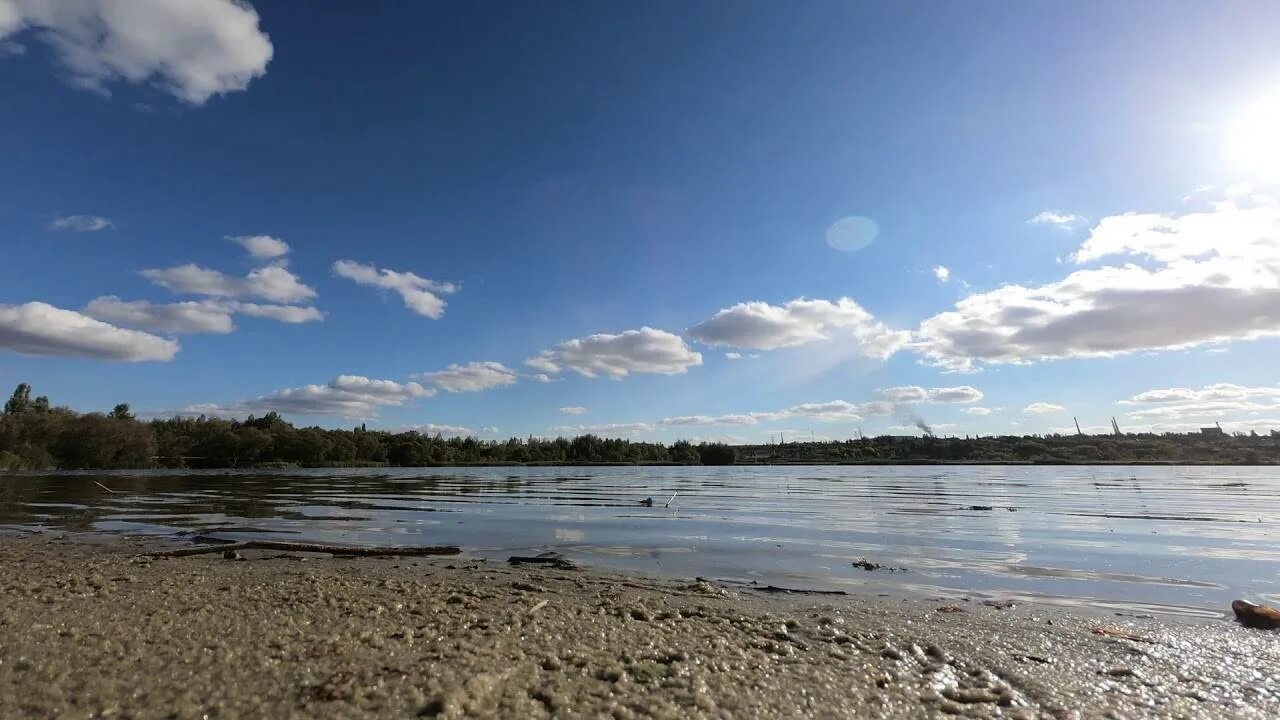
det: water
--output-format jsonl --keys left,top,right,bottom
{"left": 3, "top": 465, "right": 1277, "bottom": 619}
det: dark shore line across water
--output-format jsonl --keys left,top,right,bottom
{"left": 3, "top": 382, "right": 1279, "bottom": 470}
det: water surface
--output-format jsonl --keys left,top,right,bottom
{"left": 3, "top": 465, "right": 1276, "bottom": 618}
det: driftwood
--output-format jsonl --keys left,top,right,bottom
{"left": 149, "top": 540, "right": 461, "bottom": 558}
{"left": 508, "top": 554, "right": 578, "bottom": 570}
{"left": 696, "top": 577, "right": 848, "bottom": 596}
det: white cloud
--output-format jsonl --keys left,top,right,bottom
{"left": 192, "top": 375, "right": 434, "bottom": 419}
{"left": 85, "top": 296, "right": 233, "bottom": 334}
{"left": 332, "top": 260, "right": 456, "bottom": 319}
{"left": 724, "top": 352, "right": 742, "bottom": 360}
{"left": 0, "top": 301, "right": 178, "bottom": 361}
{"left": 962, "top": 407, "right": 994, "bottom": 416}
{"left": 876, "top": 385, "right": 983, "bottom": 404}
{"left": 527, "top": 373, "right": 555, "bottom": 383}
{"left": 47, "top": 214, "right": 111, "bottom": 232}
{"left": 1124, "top": 383, "right": 1280, "bottom": 405}
{"left": 228, "top": 235, "right": 289, "bottom": 261}
{"left": 417, "top": 361, "right": 517, "bottom": 393}
{"left": 0, "top": 0, "right": 272, "bottom": 104}
{"left": 526, "top": 327, "right": 702, "bottom": 379}
{"left": 227, "top": 302, "right": 322, "bottom": 324}
{"left": 1119, "top": 383, "right": 1280, "bottom": 422}
{"left": 559, "top": 406, "right": 588, "bottom": 415}
{"left": 659, "top": 414, "right": 760, "bottom": 426}
{"left": 687, "top": 297, "right": 908, "bottom": 358}
{"left": 1023, "top": 402, "right": 1065, "bottom": 414}
{"left": 142, "top": 263, "right": 317, "bottom": 303}
{"left": 914, "top": 194, "right": 1280, "bottom": 371}
{"left": 406, "top": 423, "right": 473, "bottom": 438}
{"left": 1028, "top": 210, "right": 1083, "bottom": 228}
{"left": 549, "top": 422, "right": 656, "bottom": 436}
{"left": 933, "top": 265, "right": 950, "bottom": 283}
{"left": 85, "top": 296, "right": 322, "bottom": 333}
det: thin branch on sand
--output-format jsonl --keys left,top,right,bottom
{"left": 148, "top": 540, "right": 461, "bottom": 558}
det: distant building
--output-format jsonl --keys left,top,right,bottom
{"left": 1201, "top": 425, "right": 1226, "bottom": 437}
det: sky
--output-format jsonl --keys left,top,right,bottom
{"left": 4, "top": 0, "right": 1280, "bottom": 442}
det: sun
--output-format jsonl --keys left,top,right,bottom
{"left": 1226, "top": 92, "right": 1280, "bottom": 180}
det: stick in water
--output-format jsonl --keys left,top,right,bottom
{"left": 93, "top": 481, "right": 117, "bottom": 494}
{"left": 665, "top": 491, "right": 677, "bottom": 508}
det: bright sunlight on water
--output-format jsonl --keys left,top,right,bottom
{"left": 4, "top": 466, "right": 1277, "bottom": 619}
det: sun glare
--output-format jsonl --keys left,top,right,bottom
{"left": 1226, "top": 92, "right": 1280, "bottom": 180}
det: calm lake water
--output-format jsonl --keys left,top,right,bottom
{"left": 2, "top": 466, "right": 1276, "bottom": 619}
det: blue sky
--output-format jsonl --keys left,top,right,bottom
{"left": 4, "top": 0, "right": 1280, "bottom": 441}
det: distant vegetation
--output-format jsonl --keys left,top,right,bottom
{"left": 1, "top": 383, "right": 1277, "bottom": 470}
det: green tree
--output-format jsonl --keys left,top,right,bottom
{"left": 4, "top": 383, "right": 32, "bottom": 415}
{"left": 109, "top": 403, "right": 134, "bottom": 420}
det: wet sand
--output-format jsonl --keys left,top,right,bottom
{"left": 1, "top": 535, "right": 1277, "bottom": 719}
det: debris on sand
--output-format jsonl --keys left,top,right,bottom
{"left": 852, "top": 558, "right": 908, "bottom": 573}
{"left": 695, "top": 577, "right": 848, "bottom": 596}
{"left": 1090, "top": 626, "right": 1156, "bottom": 644}
{"left": 508, "top": 553, "right": 578, "bottom": 570}
{"left": 150, "top": 540, "right": 461, "bottom": 558}
{"left": 1232, "top": 599, "right": 1280, "bottom": 629}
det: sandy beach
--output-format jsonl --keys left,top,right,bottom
{"left": 1, "top": 534, "right": 1277, "bottom": 719}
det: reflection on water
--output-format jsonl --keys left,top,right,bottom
{"left": 2, "top": 466, "right": 1277, "bottom": 618}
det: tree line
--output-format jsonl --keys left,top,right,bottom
{"left": 0, "top": 384, "right": 735, "bottom": 470}
{"left": 2, "top": 383, "right": 1276, "bottom": 470}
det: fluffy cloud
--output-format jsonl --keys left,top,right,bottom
{"left": 228, "top": 235, "right": 289, "bottom": 261}
{"left": 332, "top": 260, "right": 457, "bottom": 319}
{"left": 406, "top": 423, "right": 474, "bottom": 438}
{"left": 526, "top": 327, "right": 702, "bottom": 379}
{"left": 85, "top": 296, "right": 234, "bottom": 334}
{"left": 962, "top": 407, "right": 994, "bottom": 416}
{"left": 142, "top": 263, "right": 317, "bottom": 303}
{"left": 914, "top": 195, "right": 1280, "bottom": 371}
{"left": 1024, "top": 402, "right": 1065, "bottom": 414}
{"left": 549, "top": 422, "right": 656, "bottom": 436}
{"left": 191, "top": 375, "right": 433, "bottom": 419}
{"left": 86, "top": 296, "right": 321, "bottom": 333}
{"left": 47, "top": 214, "right": 111, "bottom": 231}
{"left": 229, "top": 302, "right": 323, "bottom": 324}
{"left": 559, "top": 406, "right": 588, "bottom": 415}
{"left": 724, "top": 352, "right": 742, "bottom": 360}
{"left": 1028, "top": 210, "right": 1083, "bottom": 228}
{"left": 1124, "top": 383, "right": 1280, "bottom": 405}
{"left": 417, "top": 361, "right": 517, "bottom": 393}
{"left": 876, "top": 386, "right": 983, "bottom": 404}
{"left": 0, "top": 301, "right": 178, "bottom": 361}
{"left": 687, "top": 298, "right": 908, "bottom": 359}
{"left": 0, "top": 0, "right": 272, "bottom": 104}
{"left": 933, "top": 265, "right": 950, "bottom": 283}
{"left": 659, "top": 414, "right": 760, "bottom": 426}
{"left": 1119, "top": 383, "right": 1280, "bottom": 422}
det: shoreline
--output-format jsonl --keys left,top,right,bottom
{"left": 5, "top": 459, "right": 1278, "bottom": 473}
{"left": 2, "top": 534, "right": 1277, "bottom": 718}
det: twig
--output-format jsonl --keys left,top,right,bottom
{"left": 696, "top": 577, "right": 848, "bottom": 595}
{"left": 509, "top": 555, "right": 578, "bottom": 570}
{"left": 148, "top": 540, "right": 461, "bottom": 558}
{"left": 93, "top": 481, "right": 118, "bottom": 494}
{"left": 665, "top": 491, "right": 677, "bottom": 508}
{"left": 528, "top": 599, "right": 550, "bottom": 614}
